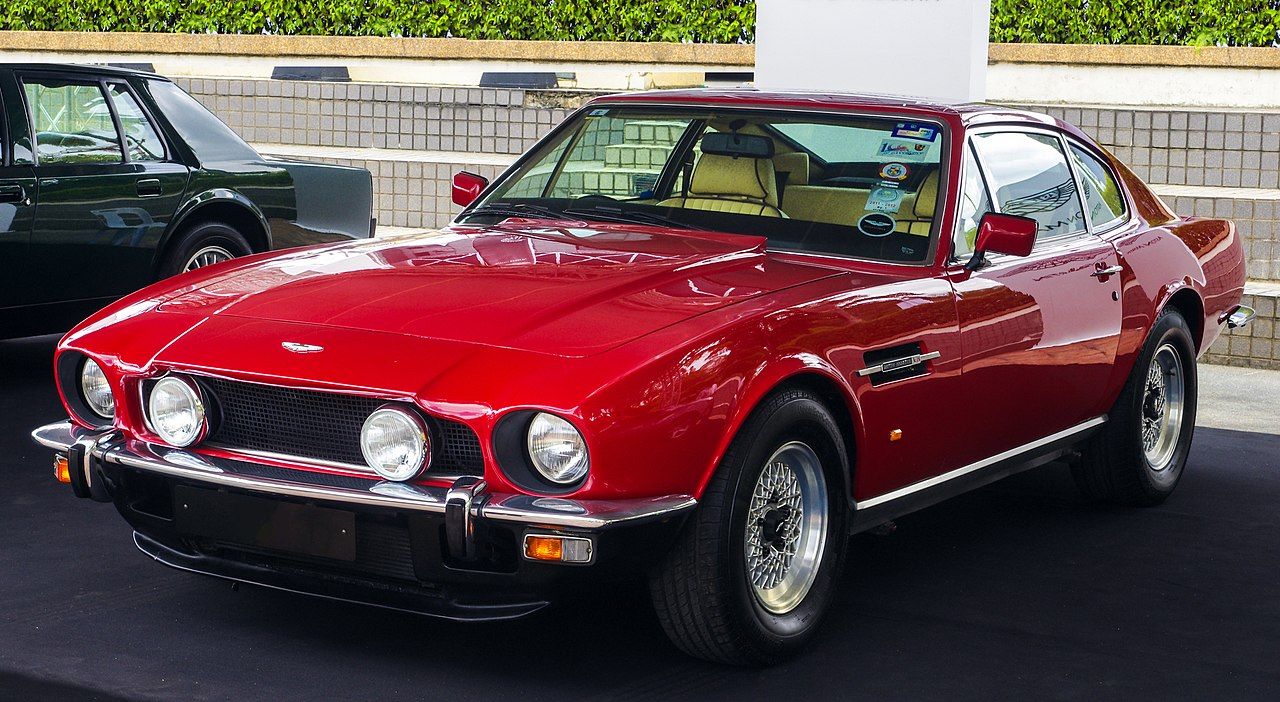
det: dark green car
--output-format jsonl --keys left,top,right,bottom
{"left": 0, "top": 64, "right": 373, "bottom": 338}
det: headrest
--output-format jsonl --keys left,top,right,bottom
{"left": 689, "top": 153, "right": 780, "bottom": 207}
{"left": 701, "top": 132, "right": 775, "bottom": 159}
{"left": 774, "top": 152, "right": 810, "bottom": 186}
{"left": 914, "top": 170, "right": 939, "bottom": 218}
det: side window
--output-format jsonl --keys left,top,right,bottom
{"left": 1068, "top": 142, "right": 1126, "bottom": 229}
{"left": 107, "top": 83, "right": 165, "bottom": 162}
{"left": 953, "top": 143, "right": 992, "bottom": 258}
{"left": 23, "top": 79, "right": 122, "bottom": 165}
{"left": 971, "top": 131, "right": 1087, "bottom": 240}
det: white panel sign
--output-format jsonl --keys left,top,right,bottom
{"left": 755, "top": 0, "right": 992, "bottom": 102}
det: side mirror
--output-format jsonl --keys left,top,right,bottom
{"left": 964, "top": 212, "right": 1038, "bottom": 271}
{"left": 452, "top": 171, "right": 489, "bottom": 207}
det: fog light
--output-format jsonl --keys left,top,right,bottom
{"left": 360, "top": 406, "right": 429, "bottom": 481}
{"left": 523, "top": 534, "right": 593, "bottom": 564}
{"left": 147, "top": 376, "right": 206, "bottom": 447}
{"left": 54, "top": 455, "right": 70, "bottom": 483}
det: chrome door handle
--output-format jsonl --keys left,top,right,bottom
{"left": 0, "top": 184, "right": 28, "bottom": 205}
{"left": 136, "top": 178, "right": 162, "bottom": 197}
{"left": 1091, "top": 265, "right": 1123, "bottom": 277}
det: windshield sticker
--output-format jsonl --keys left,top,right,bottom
{"left": 892, "top": 123, "right": 939, "bottom": 142}
{"left": 588, "top": 108, "right": 610, "bottom": 117}
{"left": 877, "top": 138, "right": 931, "bottom": 163}
{"left": 879, "top": 163, "right": 910, "bottom": 181}
{"left": 858, "top": 212, "right": 897, "bottom": 237}
{"left": 865, "top": 187, "right": 904, "bottom": 214}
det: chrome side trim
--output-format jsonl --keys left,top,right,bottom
{"left": 856, "top": 351, "right": 941, "bottom": 378}
{"left": 1225, "top": 305, "right": 1255, "bottom": 329}
{"left": 857, "top": 416, "right": 1107, "bottom": 510}
{"left": 31, "top": 421, "right": 696, "bottom": 531}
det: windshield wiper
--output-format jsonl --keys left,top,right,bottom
{"left": 564, "top": 205, "right": 706, "bottom": 231}
{"left": 461, "top": 202, "right": 567, "bottom": 222}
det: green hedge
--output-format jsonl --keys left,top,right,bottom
{"left": 0, "top": 1, "right": 754, "bottom": 42}
{"left": 991, "top": 1, "right": 1280, "bottom": 46}
{"left": 4, "top": 0, "right": 1279, "bottom": 45}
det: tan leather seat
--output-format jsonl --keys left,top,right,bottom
{"left": 660, "top": 153, "right": 784, "bottom": 217}
{"left": 773, "top": 151, "right": 810, "bottom": 187}
{"left": 902, "top": 170, "right": 939, "bottom": 236}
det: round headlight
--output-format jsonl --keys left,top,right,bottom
{"left": 147, "top": 376, "right": 206, "bottom": 447}
{"left": 360, "top": 407, "right": 429, "bottom": 481}
{"left": 80, "top": 359, "right": 115, "bottom": 419}
{"left": 526, "top": 412, "right": 589, "bottom": 485}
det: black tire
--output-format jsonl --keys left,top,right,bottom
{"left": 647, "top": 388, "right": 850, "bottom": 666}
{"left": 157, "top": 221, "right": 253, "bottom": 279}
{"left": 1073, "top": 307, "right": 1198, "bottom": 506}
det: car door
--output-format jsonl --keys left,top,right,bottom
{"left": 946, "top": 128, "right": 1124, "bottom": 468}
{"left": 0, "top": 70, "right": 37, "bottom": 311}
{"left": 19, "top": 72, "right": 187, "bottom": 308}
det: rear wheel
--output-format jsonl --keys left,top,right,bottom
{"left": 648, "top": 388, "right": 849, "bottom": 665}
{"left": 158, "top": 221, "right": 253, "bottom": 279}
{"left": 1073, "top": 307, "right": 1198, "bottom": 506}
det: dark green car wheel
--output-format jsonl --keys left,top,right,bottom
{"left": 159, "top": 221, "right": 253, "bottom": 279}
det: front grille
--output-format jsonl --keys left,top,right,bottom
{"left": 199, "top": 377, "right": 484, "bottom": 475}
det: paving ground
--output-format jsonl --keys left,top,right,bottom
{"left": 1, "top": 335, "right": 1277, "bottom": 701}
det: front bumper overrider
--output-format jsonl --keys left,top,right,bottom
{"left": 32, "top": 420, "right": 696, "bottom": 620}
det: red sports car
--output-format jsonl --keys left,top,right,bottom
{"left": 34, "top": 89, "right": 1252, "bottom": 665}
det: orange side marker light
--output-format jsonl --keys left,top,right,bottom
{"left": 524, "top": 535, "right": 564, "bottom": 562}
{"left": 54, "top": 455, "right": 71, "bottom": 483}
{"left": 889, "top": 429, "right": 904, "bottom": 442}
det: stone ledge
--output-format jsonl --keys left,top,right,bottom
{"left": 0, "top": 31, "right": 755, "bottom": 65}
{"left": 990, "top": 43, "right": 1280, "bottom": 70}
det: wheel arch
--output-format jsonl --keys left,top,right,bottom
{"left": 157, "top": 190, "right": 271, "bottom": 277}
{"left": 701, "top": 360, "right": 862, "bottom": 510}
{"left": 1162, "top": 286, "right": 1206, "bottom": 353}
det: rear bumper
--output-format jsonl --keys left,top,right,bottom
{"left": 33, "top": 420, "right": 695, "bottom": 620}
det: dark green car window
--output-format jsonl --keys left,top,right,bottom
{"left": 23, "top": 79, "right": 123, "bottom": 165}
{"left": 107, "top": 83, "right": 165, "bottom": 162}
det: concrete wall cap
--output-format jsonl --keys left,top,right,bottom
{"left": 991, "top": 43, "right": 1280, "bottom": 70}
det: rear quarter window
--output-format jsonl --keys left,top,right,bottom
{"left": 146, "top": 79, "right": 259, "bottom": 164}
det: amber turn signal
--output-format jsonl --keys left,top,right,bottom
{"left": 889, "top": 429, "right": 904, "bottom": 442}
{"left": 523, "top": 534, "right": 593, "bottom": 564}
{"left": 54, "top": 455, "right": 71, "bottom": 483}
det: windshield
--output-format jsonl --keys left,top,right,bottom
{"left": 459, "top": 106, "right": 946, "bottom": 263}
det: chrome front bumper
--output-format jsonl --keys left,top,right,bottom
{"left": 32, "top": 421, "right": 696, "bottom": 534}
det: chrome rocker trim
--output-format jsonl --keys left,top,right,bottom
{"left": 850, "top": 416, "right": 1107, "bottom": 530}
{"left": 32, "top": 421, "right": 697, "bottom": 533}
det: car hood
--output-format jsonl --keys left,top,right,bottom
{"left": 155, "top": 221, "right": 842, "bottom": 357}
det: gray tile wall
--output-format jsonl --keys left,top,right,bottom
{"left": 1029, "top": 105, "right": 1280, "bottom": 189}
{"left": 1161, "top": 195, "right": 1280, "bottom": 282}
{"left": 172, "top": 77, "right": 580, "bottom": 153}
{"left": 1204, "top": 292, "right": 1279, "bottom": 370}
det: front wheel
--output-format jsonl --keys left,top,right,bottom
{"left": 1073, "top": 307, "right": 1198, "bottom": 506}
{"left": 648, "top": 388, "right": 849, "bottom": 665}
